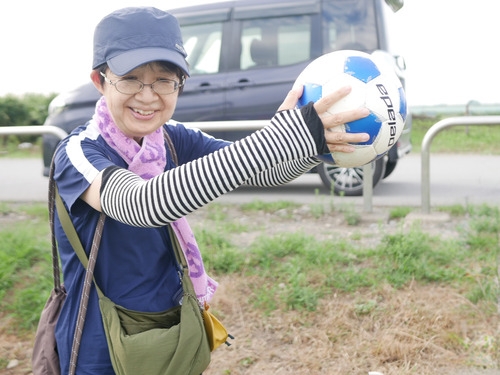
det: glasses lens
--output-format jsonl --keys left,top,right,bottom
{"left": 153, "top": 80, "right": 178, "bottom": 95}
{"left": 115, "top": 80, "right": 143, "bottom": 94}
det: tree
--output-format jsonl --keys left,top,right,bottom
{"left": 0, "top": 95, "right": 30, "bottom": 126}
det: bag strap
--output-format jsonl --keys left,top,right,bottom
{"left": 163, "top": 128, "right": 178, "bottom": 165}
{"left": 54, "top": 189, "right": 105, "bottom": 278}
{"left": 53, "top": 187, "right": 105, "bottom": 375}
{"left": 49, "top": 151, "right": 106, "bottom": 375}
{"left": 163, "top": 129, "right": 200, "bottom": 297}
{"left": 47, "top": 157, "right": 63, "bottom": 293}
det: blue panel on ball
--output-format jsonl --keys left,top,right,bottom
{"left": 344, "top": 56, "right": 381, "bottom": 83}
{"left": 344, "top": 113, "right": 381, "bottom": 145}
{"left": 298, "top": 83, "right": 323, "bottom": 108}
{"left": 398, "top": 87, "right": 407, "bottom": 121}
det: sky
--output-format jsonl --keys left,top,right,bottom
{"left": 1, "top": 0, "right": 498, "bottom": 106}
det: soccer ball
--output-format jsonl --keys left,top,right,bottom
{"left": 295, "top": 50, "right": 407, "bottom": 168}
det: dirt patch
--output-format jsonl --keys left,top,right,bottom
{"left": 1, "top": 204, "right": 498, "bottom": 375}
{"left": 206, "top": 278, "right": 496, "bottom": 375}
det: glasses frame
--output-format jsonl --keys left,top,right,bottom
{"left": 100, "top": 72, "right": 185, "bottom": 95}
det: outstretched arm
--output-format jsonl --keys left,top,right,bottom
{"left": 81, "top": 87, "right": 369, "bottom": 227}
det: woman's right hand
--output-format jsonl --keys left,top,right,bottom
{"left": 314, "top": 86, "right": 370, "bottom": 153}
{"left": 279, "top": 85, "right": 370, "bottom": 153}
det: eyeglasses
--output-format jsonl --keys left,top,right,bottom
{"left": 100, "top": 72, "right": 184, "bottom": 95}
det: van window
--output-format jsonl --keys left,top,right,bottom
{"left": 182, "top": 22, "right": 223, "bottom": 75}
{"left": 322, "top": 0, "right": 378, "bottom": 53}
{"left": 240, "top": 15, "right": 312, "bottom": 70}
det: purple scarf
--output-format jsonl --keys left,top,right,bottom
{"left": 92, "top": 96, "right": 217, "bottom": 303}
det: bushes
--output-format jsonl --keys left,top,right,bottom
{"left": 0, "top": 93, "right": 57, "bottom": 144}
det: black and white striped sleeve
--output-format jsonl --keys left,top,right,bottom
{"left": 244, "top": 157, "right": 320, "bottom": 187}
{"left": 100, "top": 105, "right": 327, "bottom": 227}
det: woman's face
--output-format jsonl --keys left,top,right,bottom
{"left": 94, "top": 63, "right": 181, "bottom": 143}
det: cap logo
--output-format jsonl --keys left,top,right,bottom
{"left": 175, "top": 43, "right": 186, "bottom": 56}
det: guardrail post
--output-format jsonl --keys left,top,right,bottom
{"left": 421, "top": 116, "right": 500, "bottom": 214}
{"left": 363, "top": 163, "right": 373, "bottom": 212}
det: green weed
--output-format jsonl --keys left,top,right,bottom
{"left": 340, "top": 203, "right": 361, "bottom": 226}
{"left": 389, "top": 206, "right": 411, "bottom": 220}
{"left": 240, "top": 200, "right": 300, "bottom": 214}
{"left": 437, "top": 204, "right": 468, "bottom": 217}
{"left": 194, "top": 228, "right": 244, "bottom": 274}
{"left": 310, "top": 188, "right": 336, "bottom": 218}
{"left": 375, "top": 227, "right": 466, "bottom": 288}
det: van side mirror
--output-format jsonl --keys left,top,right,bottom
{"left": 384, "top": 0, "right": 404, "bottom": 12}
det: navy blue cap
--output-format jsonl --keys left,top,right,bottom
{"left": 92, "top": 7, "right": 190, "bottom": 76}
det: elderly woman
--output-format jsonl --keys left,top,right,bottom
{"left": 51, "top": 6, "right": 369, "bottom": 374}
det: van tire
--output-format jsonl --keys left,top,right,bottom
{"left": 317, "top": 158, "right": 386, "bottom": 196}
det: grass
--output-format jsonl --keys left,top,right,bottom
{"left": 197, "top": 201, "right": 499, "bottom": 313}
{"left": 388, "top": 206, "right": 411, "bottom": 220}
{"left": 3, "top": 201, "right": 497, "bottom": 327}
{"left": 240, "top": 200, "right": 301, "bottom": 213}
{"left": 0, "top": 201, "right": 500, "bottom": 329}
{"left": 1, "top": 201, "right": 499, "bottom": 372}
{"left": 410, "top": 115, "right": 500, "bottom": 154}
{"left": 0, "top": 137, "right": 42, "bottom": 158}
{"left": 0, "top": 204, "right": 52, "bottom": 331}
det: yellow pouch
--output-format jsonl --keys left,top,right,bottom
{"left": 203, "top": 303, "right": 233, "bottom": 351}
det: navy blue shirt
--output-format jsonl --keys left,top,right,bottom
{"left": 54, "top": 119, "right": 230, "bottom": 374}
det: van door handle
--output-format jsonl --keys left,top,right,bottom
{"left": 231, "top": 78, "right": 254, "bottom": 88}
{"left": 199, "top": 82, "right": 215, "bottom": 87}
{"left": 197, "top": 82, "right": 221, "bottom": 91}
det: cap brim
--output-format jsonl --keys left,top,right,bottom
{"left": 107, "top": 47, "right": 190, "bottom": 77}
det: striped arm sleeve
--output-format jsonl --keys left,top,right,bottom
{"left": 245, "top": 157, "right": 320, "bottom": 187}
{"left": 100, "top": 106, "right": 325, "bottom": 227}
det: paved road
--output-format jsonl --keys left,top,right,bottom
{"left": 1, "top": 158, "right": 49, "bottom": 203}
{"left": 1, "top": 154, "right": 499, "bottom": 209}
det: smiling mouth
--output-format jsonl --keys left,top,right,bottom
{"left": 133, "top": 108, "right": 155, "bottom": 116}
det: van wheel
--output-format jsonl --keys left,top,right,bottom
{"left": 317, "top": 158, "right": 386, "bottom": 196}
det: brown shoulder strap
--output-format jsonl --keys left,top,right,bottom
{"left": 163, "top": 128, "right": 178, "bottom": 166}
{"left": 48, "top": 154, "right": 63, "bottom": 292}
{"left": 49, "top": 148, "right": 106, "bottom": 375}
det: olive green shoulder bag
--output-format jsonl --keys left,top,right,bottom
{"left": 55, "top": 191, "right": 212, "bottom": 375}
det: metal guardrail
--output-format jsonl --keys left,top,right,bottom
{"left": 181, "top": 120, "right": 268, "bottom": 132}
{"left": 0, "top": 125, "right": 68, "bottom": 140}
{"left": 421, "top": 115, "right": 500, "bottom": 214}
{"left": 4, "top": 116, "right": 499, "bottom": 213}
{"left": 0, "top": 123, "right": 375, "bottom": 211}
{"left": 0, "top": 122, "right": 268, "bottom": 138}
